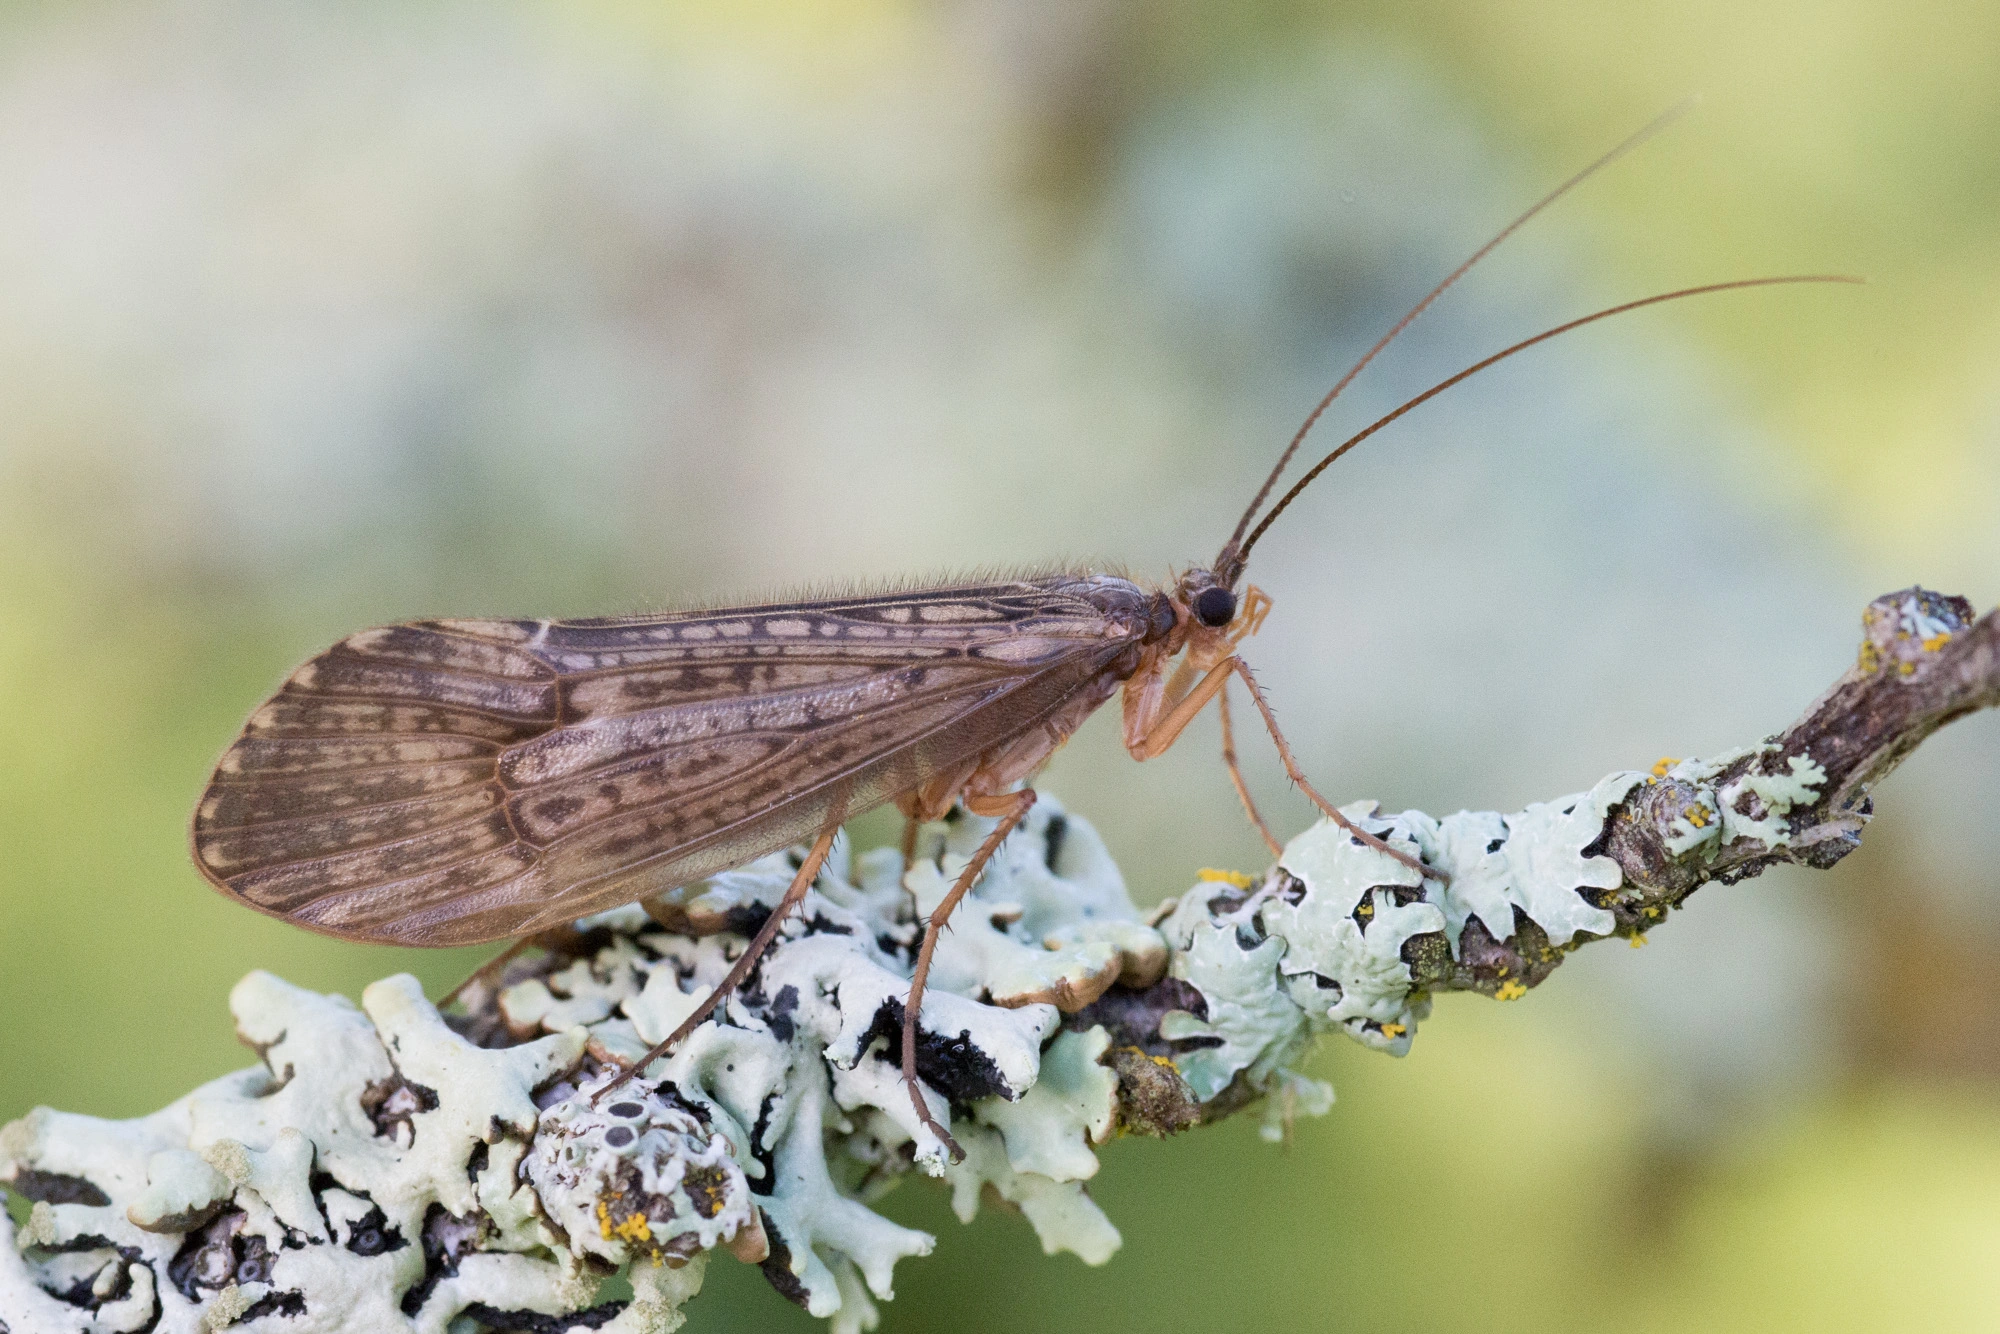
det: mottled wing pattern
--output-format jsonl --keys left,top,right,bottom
{"left": 192, "top": 575, "right": 1149, "bottom": 945}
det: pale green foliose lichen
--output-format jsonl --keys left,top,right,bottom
{"left": 0, "top": 799, "right": 1165, "bottom": 1334}
{"left": 2, "top": 760, "right": 1757, "bottom": 1332}
{"left": 1655, "top": 745, "right": 1830, "bottom": 856}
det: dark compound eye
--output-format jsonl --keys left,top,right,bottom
{"left": 1192, "top": 586, "right": 1237, "bottom": 628}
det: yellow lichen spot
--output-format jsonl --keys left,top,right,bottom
{"left": 1923, "top": 632, "right": 1952, "bottom": 652}
{"left": 1629, "top": 933, "right": 1648, "bottom": 948}
{"left": 1494, "top": 980, "right": 1527, "bottom": 1002}
{"left": 1380, "top": 1023, "right": 1406, "bottom": 1038}
{"left": 1354, "top": 900, "right": 1374, "bottom": 919}
{"left": 1196, "top": 867, "right": 1255, "bottom": 889}
{"left": 1644, "top": 906, "right": 1662, "bottom": 920}
{"left": 1858, "top": 640, "right": 1881, "bottom": 675}
{"left": 1495, "top": 965, "right": 1509, "bottom": 978}
{"left": 612, "top": 1212, "right": 654, "bottom": 1245}
{"left": 1684, "top": 805, "right": 1709, "bottom": 829}
{"left": 598, "top": 1199, "right": 654, "bottom": 1246}
{"left": 1651, "top": 756, "right": 1679, "bottom": 778}
{"left": 1898, "top": 660, "right": 1916, "bottom": 676}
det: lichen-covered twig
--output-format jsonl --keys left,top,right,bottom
{"left": 3, "top": 587, "right": 1991, "bottom": 1334}
{"left": 1407, "top": 584, "right": 2000, "bottom": 1000}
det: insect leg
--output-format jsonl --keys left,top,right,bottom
{"left": 903, "top": 788, "right": 1037, "bottom": 1161}
{"left": 592, "top": 824, "right": 838, "bottom": 1104}
{"left": 1128, "top": 656, "right": 1235, "bottom": 760}
{"left": 1159, "top": 657, "right": 1200, "bottom": 714}
{"left": 1224, "top": 657, "right": 1441, "bottom": 881}
{"left": 1127, "top": 657, "right": 1285, "bottom": 850}
{"left": 1218, "top": 679, "right": 1283, "bottom": 857}
{"left": 899, "top": 816, "right": 920, "bottom": 869}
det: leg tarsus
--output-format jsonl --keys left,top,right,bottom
{"left": 593, "top": 825, "right": 838, "bottom": 1103}
{"left": 902, "top": 789, "right": 1037, "bottom": 1160}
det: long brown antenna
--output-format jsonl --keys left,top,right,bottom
{"left": 1233, "top": 274, "right": 1863, "bottom": 562}
{"left": 1215, "top": 101, "right": 1695, "bottom": 585}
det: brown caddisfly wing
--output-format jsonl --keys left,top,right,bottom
{"left": 191, "top": 574, "right": 1151, "bottom": 946}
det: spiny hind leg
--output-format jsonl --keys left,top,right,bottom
{"left": 592, "top": 825, "right": 838, "bottom": 1103}
{"left": 1224, "top": 657, "right": 1439, "bottom": 881}
{"left": 902, "top": 788, "right": 1036, "bottom": 1161}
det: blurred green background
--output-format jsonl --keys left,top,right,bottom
{"left": 3, "top": 1, "right": 1998, "bottom": 1329}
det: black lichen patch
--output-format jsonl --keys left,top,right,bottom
{"left": 361, "top": 1073, "right": 440, "bottom": 1142}
{"left": 758, "top": 1214, "right": 812, "bottom": 1310}
{"left": 1165, "top": 1032, "right": 1224, "bottom": 1053}
{"left": 460, "top": 1300, "right": 626, "bottom": 1332}
{"left": 764, "top": 985, "right": 801, "bottom": 1042}
{"left": 1042, "top": 813, "right": 1069, "bottom": 872}
{"left": 1065, "top": 977, "right": 1208, "bottom": 1055}
{"left": 399, "top": 1204, "right": 491, "bottom": 1316}
{"left": 43, "top": 1250, "right": 147, "bottom": 1311}
{"left": 45, "top": 1270, "right": 101, "bottom": 1308}
{"left": 240, "top": 1289, "right": 308, "bottom": 1320}
{"left": 859, "top": 1000, "right": 1010, "bottom": 1105}
{"left": 747, "top": 1093, "right": 781, "bottom": 1197}
{"left": 722, "top": 903, "right": 775, "bottom": 939}
{"left": 5, "top": 1169, "right": 110, "bottom": 1208}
